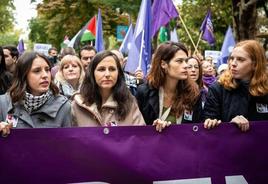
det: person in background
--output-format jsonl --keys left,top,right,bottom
{"left": 48, "top": 47, "right": 58, "bottom": 66}
{"left": 0, "top": 46, "right": 12, "bottom": 95}
{"left": 187, "top": 56, "right": 207, "bottom": 108}
{"left": 205, "top": 56, "right": 214, "bottom": 64}
{"left": 79, "top": 45, "right": 97, "bottom": 70}
{"left": 202, "top": 59, "right": 217, "bottom": 91}
{"left": 204, "top": 40, "right": 268, "bottom": 131}
{"left": 111, "top": 49, "right": 144, "bottom": 95}
{"left": 217, "top": 63, "right": 228, "bottom": 77}
{"left": 51, "top": 47, "right": 76, "bottom": 78}
{"left": 136, "top": 41, "right": 202, "bottom": 132}
{"left": 0, "top": 52, "right": 71, "bottom": 137}
{"left": 55, "top": 55, "right": 85, "bottom": 99}
{"left": 71, "top": 50, "right": 145, "bottom": 127}
{"left": 3, "top": 45, "right": 19, "bottom": 74}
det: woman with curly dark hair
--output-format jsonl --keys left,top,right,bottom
{"left": 71, "top": 50, "right": 145, "bottom": 127}
{"left": 136, "top": 41, "right": 202, "bottom": 132}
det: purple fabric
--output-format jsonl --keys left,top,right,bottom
{"left": 218, "top": 25, "right": 235, "bottom": 66}
{"left": 17, "top": 39, "right": 25, "bottom": 56}
{"left": 96, "top": 9, "right": 104, "bottom": 52}
{"left": 200, "top": 10, "right": 215, "bottom": 45}
{"left": 125, "top": 0, "right": 151, "bottom": 76}
{"left": 119, "top": 24, "right": 134, "bottom": 55}
{"left": 203, "top": 75, "right": 217, "bottom": 87}
{"left": 0, "top": 122, "right": 268, "bottom": 184}
{"left": 151, "top": 0, "right": 179, "bottom": 37}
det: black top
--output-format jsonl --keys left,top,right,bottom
{"left": 0, "top": 71, "right": 12, "bottom": 95}
{"left": 203, "top": 81, "right": 268, "bottom": 122}
{"left": 135, "top": 83, "right": 203, "bottom": 125}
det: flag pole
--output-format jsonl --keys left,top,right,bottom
{"left": 194, "top": 31, "right": 203, "bottom": 54}
{"left": 138, "top": 30, "right": 145, "bottom": 71}
{"left": 178, "top": 13, "right": 198, "bottom": 52}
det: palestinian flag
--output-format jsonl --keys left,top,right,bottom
{"left": 68, "top": 16, "right": 96, "bottom": 49}
{"left": 60, "top": 35, "right": 70, "bottom": 49}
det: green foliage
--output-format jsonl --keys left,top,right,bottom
{"left": 102, "top": 0, "right": 141, "bottom": 21}
{"left": 179, "top": 0, "right": 232, "bottom": 52}
{"left": 29, "top": 0, "right": 131, "bottom": 49}
{"left": 0, "top": 29, "right": 21, "bottom": 46}
{"left": 0, "top": 0, "right": 15, "bottom": 33}
{"left": 29, "top": 17, "right": 49, "bottom": 44}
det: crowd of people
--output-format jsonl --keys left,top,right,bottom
{"left": 0, "top": 39, "right": 268, "bottom": 136}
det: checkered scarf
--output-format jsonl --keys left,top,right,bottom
{"left": 24, "top": 90, "right": 52, "bottom": 113}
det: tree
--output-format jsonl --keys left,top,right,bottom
{"left": 29, "top": 17, "right": 49, "bottom": 44}
{"left": 232, "top": 0, "right": 258, "bottom": 40}
{"left": 0, "top": 30, "right": 21, "bottom": 46}
{"left": 179, "top": 0, "right": 232, "bottom": 52}
{"left": 29, "top": 0, "right": 132, "bottom": 49}
{"left": 0, "top": 0, "right": 15, "bottom": 33}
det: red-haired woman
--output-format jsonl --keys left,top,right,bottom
{"left": 204, "top": 40, "right": 268, "bottom": 131}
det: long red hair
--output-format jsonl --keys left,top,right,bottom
{"left": 219, "top": 40, "right": 268, "bottom": 96}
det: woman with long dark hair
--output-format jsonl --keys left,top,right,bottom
{"left": 0, "top": 51, "right": 71, "bottom": 136}
{"left": 71, "top": 50, "right": 145, "bottom": 127}
{"left": 136, "top": 41, "right": 202, "bottom": 132}
{"left": 0, "top": 46, "right": 12, "bottom": 95}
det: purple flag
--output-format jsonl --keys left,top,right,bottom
{"left": 1, "top": 122, "right": 268, "bottom": 184}
{"left": 218, "top": 25, "right": 235, "bottom": 66}
{"left": 200, "top": 10, "right": 215, "bottom": 45}
{"left": 119, "top": 24, "right": 134, "bottom": 55}
{"left": 96, "top": 9, "right": 104, "bottom": 52}
{"left": 17, "top": 39, "right": 25, "bottom": 55}
{"left": 151, "top": 0, "right": 179, "bottom": 37}
{"left": 125, "top": 0, "right": 151, "bottom": 75}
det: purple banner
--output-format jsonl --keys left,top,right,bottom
{"left": 1, "top": 122, "right": 268, "bottom": 184}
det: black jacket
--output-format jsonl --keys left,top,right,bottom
{"left": 203, "top": 81, "right": 268, "bottom": 122}
{"left": 0, "top": 71, "right": 12, "bottom": 95}
{"left": 135, "top": 83, "right": 203, "bottom": 125}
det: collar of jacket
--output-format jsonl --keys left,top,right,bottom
{"left": 73, "top": 94, "right": 118, "bottom": 123}
{"left": 9, "top": 95, "right": 68, "bottom": 119}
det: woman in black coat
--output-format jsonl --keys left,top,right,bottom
{"left": 204, "top": 40, "right": 268, "bottom": 131}
{"left": 136, "top": 42, "right": 202, "bottom": 132}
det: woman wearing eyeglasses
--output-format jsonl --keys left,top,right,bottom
{"left": 136, "top": 41, "right": 202, "bottom": 132}
{"left": 187, "top": 57, "right": 207, "bottom": 108}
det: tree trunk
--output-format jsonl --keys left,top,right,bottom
{"left": 232, "top": 0, "right": 258, "bottom": 41}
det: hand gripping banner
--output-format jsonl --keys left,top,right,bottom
{"left": 1, "top": 121, "right": 268, "bottom": 184}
